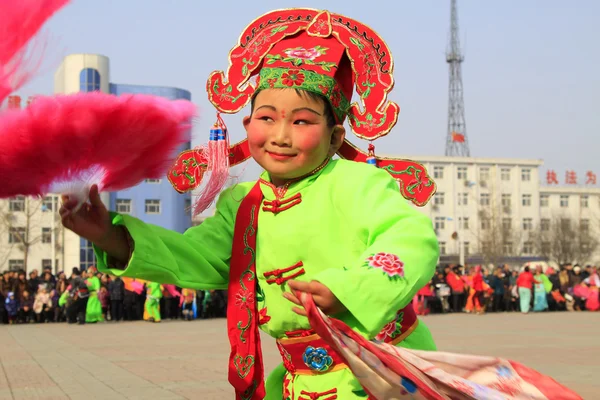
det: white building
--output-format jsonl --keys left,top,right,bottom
{"left": 0, "top": 194, "right": 80, "bottom": 274}
{"left": 404, "top": 155, "right": 600, "bottom": 266}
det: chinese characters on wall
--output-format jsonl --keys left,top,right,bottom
{"left": 546, "top": 170, "right": 597, "bottom": 185}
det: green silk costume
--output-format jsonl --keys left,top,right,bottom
{"left": 145, "top": 281, "right": 163, "bottom": 322}
{"left": 85, "top": 276, "right": 103, "bottom": 323}
{"left": 96, "top": 159, "right": 438, "bottom": 399}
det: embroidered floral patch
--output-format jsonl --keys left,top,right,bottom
{"left": 257, "top": 67, "right": 350, "bottom": 122}
{"left": 266, "top": 45, "right": 336, "bottom": 71}
{"left": 375, "top": 310, "right": 404, "bottom": 341}
{"left": 285, "top": 46, "right": 326, "bottom": 61}
{"left": 365, "top": 252, "right": 405, "bottom": 279}
{"left": 375, "top": 320, "right": 396, "bottom": 341}
{"left": 303, "top": 346, "right": 333, "bottom": 372}
{"left": 235, "top": 289, "right": 254, "bottom": 309}
{"left": 281, "top": 69, "right": 305, "bottom": 86}
{"left": 258, "top": 308, "right": 271, "bottom": 325}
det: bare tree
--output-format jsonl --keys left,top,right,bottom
{"left": 473, "top": 205, "right": 525, "bottom": 266}
{"left": 0, "top": 203, "right": 14, "bottom": 270}
{"left": 530, "top": 213, "right": 599, "bottom": 265}
{"left": 0, "top": 196, "right": 60, "bottom": 271}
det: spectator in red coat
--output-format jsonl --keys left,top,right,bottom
{"left": 445, "top": 265, "right": 465, "bottom": 313}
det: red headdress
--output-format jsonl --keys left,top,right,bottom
{"left": 168, "top": 8, "right": 436, "bottom": 214}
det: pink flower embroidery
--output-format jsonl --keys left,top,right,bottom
{"left": 375, "top": 320, "right": 396, "bottom": 341}
{"left": 366, "top": 253, "right": 405, "bottom": 278}
{"left": 284, "top": 46, "right": 323, "bottom": 61}
{"left": 235, "top": 289, "right": 254, "bottom": 309}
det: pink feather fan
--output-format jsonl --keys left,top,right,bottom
{"left": 0, "top": 0, "right": 69, "bottom": 104}
{"left": 0, "top": 92, "right": 197, "bottom": 207}
{"left": 0, "top": 0, "right": 197, "bottom": 209}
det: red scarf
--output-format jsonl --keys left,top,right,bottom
{"left": 227, "top": 181, "right": 265, "bottom": 399}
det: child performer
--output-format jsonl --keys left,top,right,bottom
{"left": 84, "top": 267, "right": 104, "bottom": 323}
{"left": 60, "top": 8, "right": 438, "bottom": 399}
{"left": 144, "top": 281, "right": 163, "bottom": 323}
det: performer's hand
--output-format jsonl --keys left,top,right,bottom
{"left": 60, "top": 184, "right": 130, "bottom": 263}
{"left": 284, "top": 280, "right": 347, "bottom": 317}
{"left": 60, "top": 184, "right": 111, "bottom": 241}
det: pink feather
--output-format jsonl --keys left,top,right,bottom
{"left": 0, "top": 92, "right": 197, "bottom": 205}
{"left": 0, "top": 0, "right": 69, "bottom": 104}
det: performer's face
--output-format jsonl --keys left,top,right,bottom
{"left": 244, "top": 88, "right": 344, "bottom": 186}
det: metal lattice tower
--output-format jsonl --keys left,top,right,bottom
{"left": 445, "top": 0, "right": 471, "bottom": 157}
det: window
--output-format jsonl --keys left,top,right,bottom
{"left": 522, "top": 194, "right": 532, "bottom": 207}
{"left": 540, "top": 194, "right": 549, "bottom": 207}
{"left": 481, "top": 242, "right": 491, "bottom": 254}
{"left": 185, "top": 198, "right": 192, "bottom": 216}
{"left": 433, "top": 166, "right": 444, "bottom": 179}
{"left": 581, "top": 195, "right": 589, "bottom": 208}
{"left": 9, "top": 196, "right": 25, "bottom": 212}
{"left": 8, "top": 259, "right": 24, "bottom": 271}
{"left": 459, "top": 217, "right": 469, "bottom": 230}
{"left": 145, "top": 179, "right": 162, "bottom": 184}
{"left": 480, "top": 193, "right": 490, "bottom": 206}
{"left": 522, "top": 241, "right": 534, "bottom": 255}
{"left": 434, "top": 217, "right": 446, "bottom": 231}
{"left": 479, "top": 167, "right": 490, "bottom": 181}
{"left": 522, "top": 218, "right": 533, "bottom": 231}
{"left": 116, "top": 199, "right": 132, "bottom": 214}
{"left": 79, "top": 237, "right": 96, "bottom": 271}
{"left": 463, "top": 242, "right": 470, "bottom": 256}
{"left": 503, "top": 242, "right": 513, "bottom": 254}
{"left": 42, "top": 259, "right": 59, "bottom": 270}
{"left": 521, "top": 169, "right": 531, "bottom": 181}
{"left": 501, "top": 194, "right": 511, "bottom": 207}
{"left": 42, "top": 196, "right": 56, "bottom": 211}
{"left": 581, "top": 242, "right": 591, "bottom": 253}
{"left": 42, "top": 227, "right": 52, "bottom": 244}
{"left": 457, "top": 167, "right": 467, "bottom": 180}
{"left": 581, "top": 219, "right": 590, "bottom": 234}
{"left": 458, "top": 193, "right": 468, "bottom": 206}
{"left": 79, "top": 68, "right": 100, "bottom": 92}
{"left": 560, "top": 195, "right": 569, "bottom": 208}
{"left": 541, "top": 218, "right": 550, "bottom": 231}
{"left": 502, "top": 218, "right": 511, "bottom": 231}
{"left": 145, "top": 199, "right": 161, "bottom": 214}
{"left": 561, "top": 218, "right": 570, "bottom": 230}
{"left": 481, "top": 218, "right": 491, "bottom": 230}
{"left": 439, "top": 241, "right": 446, "bottom": 255}
{"left": 8, "top": 227, "right": 25, "bottom": 244}
{"left": 541, "top": 242, "right": 551, "bottom": 255}
{"left": 501, "top": 168, "right": 511, "bottom": 181}
{"left": 434, "top": 192, "right": 445, "bottom": 206}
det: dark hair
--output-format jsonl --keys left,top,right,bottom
{"left": 250, "top": 88, "right": 337, "bottom": 128}
{"left": 524, "top": 266, "right": 530, "bottom": 272}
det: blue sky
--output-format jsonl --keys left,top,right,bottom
{"left": 21, "top": 0, "right": 600, "bottom": 186}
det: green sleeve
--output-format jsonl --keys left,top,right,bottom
{"left": 59, "top": 291, "right": 69, "bottom": 307}
{"left": 94, "top": 186, "right": 242, "bottom": 290}
{"left": 315, "top": 166, "right": 439, "bottom": 337}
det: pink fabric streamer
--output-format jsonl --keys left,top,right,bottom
{"left": 300, "top": 292, "right": 582, "bottom": 400}
{"left": 0, "top": 92, "right": 196, "bottom": 205}
{"left": 0, "top": 0, "right": 69, "bottom": 104}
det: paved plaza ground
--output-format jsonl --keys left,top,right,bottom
{"left": 0, "top": 312, "right": 597, "bottom": 399}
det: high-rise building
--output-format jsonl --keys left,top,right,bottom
{"left": 54, "top": 54, "right": 192, "bottom": 270}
